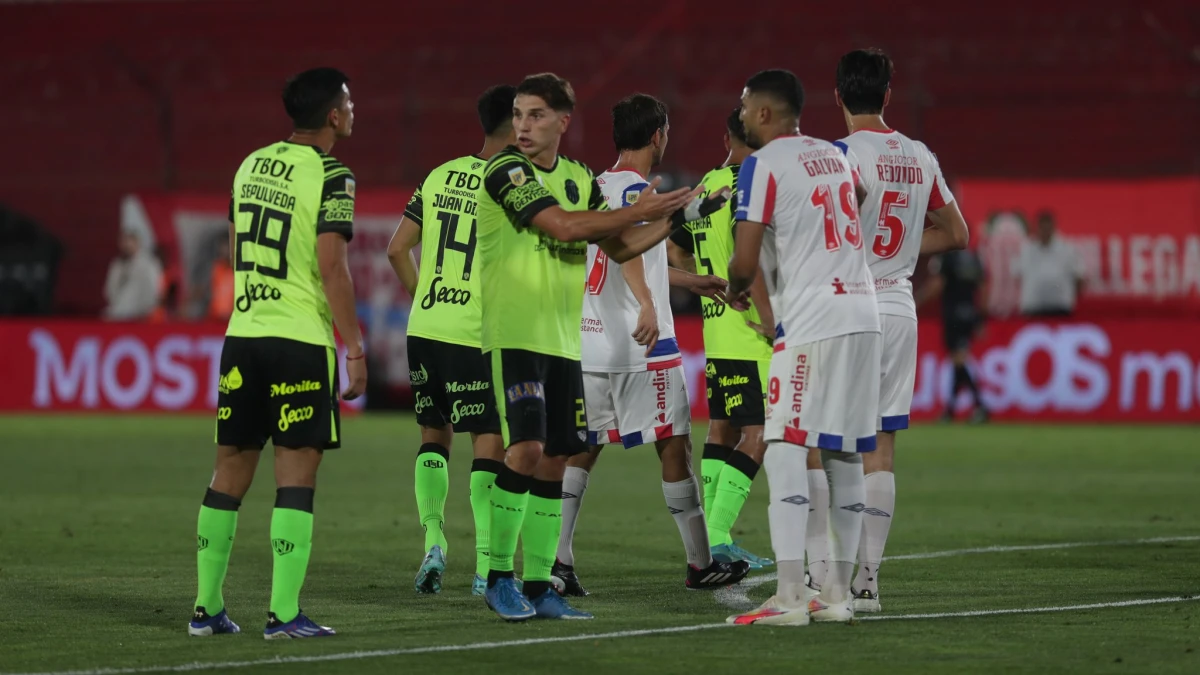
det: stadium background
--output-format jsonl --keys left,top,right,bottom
{"left": 1, "top": 0, "right": 1198, "bottom": 422}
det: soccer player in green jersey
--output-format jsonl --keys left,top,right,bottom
{"left": 386, "top": 84, "right": 516, "bottom": 596}
{"left": 189, "top": 68, "right": 366, "bottom": 640}
{"left": 476, "top": 73, "right": 724, "bottom": 621}
{"left": 667, "top": 108, "right": 777, "bottom": 570}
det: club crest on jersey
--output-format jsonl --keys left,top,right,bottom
{"left": 344, "top": 177, "right": 356, "bottom": 198}
{"left": 564, "top": 179, "right": 580, "bottom": 204}
{"left": 507, "top": 166, "right": 527, "bottom": 187}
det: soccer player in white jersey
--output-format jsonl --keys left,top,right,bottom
{"left": 554, "top": 94, "right": 750, "bottom": 594}
{"left": 723, "top": 69, "right": 881, "bottom": 626}
{"left": 829, "top": 49, "right": 969, "bottom": 612}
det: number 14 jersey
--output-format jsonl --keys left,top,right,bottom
{"left": 404, "top": 154, "right": 487, "bottom": 348}
{"left": 736, "top": 135, "right": 879, "bottom": 348}
{"left": 836, "top": 129, "right": 954, "bottom": 321}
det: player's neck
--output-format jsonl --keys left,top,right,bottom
{"left": 527, "top": 138, "right": 561, "bottom": 170}
{"left": 760, "top": 122, "right": 800, "bottom": 146}
{"left": 723, "top": 147, "right": 751, "bottom": 167}
{"left": 847, "top": 114, "right": 890, "bottom": 134}
{"left": 288, "top": 129, "right": 335, "bottom": 154}
{"left": 611, "top": 149, "right": 652, "bottom": 178}
{"left": 479, "top": 135, "right": 511, "bottom": 161}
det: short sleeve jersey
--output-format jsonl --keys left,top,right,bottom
{"left": 226, "top": 140, "right": 354, "bottom": 348}
{"left": 404, "top": 154, "right": 488, "bottom": 347}
{"left": 837, "top": 129, "right": 954, "bottom": 320}
{"left": 672, "top": 164, "right": 772, "bottom": 362}
{"left": 477, "top": 147, "right": 606, "bottom": 359}
{"left": 580, "top": 170, "right": 681, "bottom": 372}
{"left": 736, "top": 135, "right": 879, "bottom": 348}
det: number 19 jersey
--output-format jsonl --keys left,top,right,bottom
{"left": 736, "top": 136, "right": 879, "bottom": 348}
{"left": 227, "top": 141, "right": 355, "bottom": 349}
{"left": 837, "top": 129, "right": 954, "bottom": 320}
{"left": 404, "top": 154, "right": 487, "bottom": 347}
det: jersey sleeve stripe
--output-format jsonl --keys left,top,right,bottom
{"left": 761, "top": 172, "right": 777, "bottom": 225}
{"left": 832, "top": 140, "right": 849, "bottom": 156}
{"left": 928, "top": 176, "right": 948, "bottom": 210}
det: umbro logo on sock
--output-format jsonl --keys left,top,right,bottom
{"left": 841, "top": 503, "right": 866, "bottom": 513}
{"left": 562, "top": 492, "right": 579, "bottom": 500}
{"left": 781, "top": 495, "right": 810, "bottom": 506}
{"left": 668, "top": 507, "right": 684, "bottom": 514}
{"left": 864, "top": 508, "right": 891, "bottom": 517}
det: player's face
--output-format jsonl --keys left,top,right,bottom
{"left": 514, "top": 95, "right": 567, "bottom": 158}
{"left": 739, "top": 89, "right": 767, "bottom": 150}
{"left": 331, "top": 85, "right": 355, "bottom": 138}
{"left": 651, "top": 122, "right": 669, "bottom": 166}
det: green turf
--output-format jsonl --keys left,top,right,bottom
{"left": 0, "top": 415, "right": 1198, "bottom": 675}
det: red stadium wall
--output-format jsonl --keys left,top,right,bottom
{"left": 3, "top": 0, "right": 1198, "bottom": 314}
{"left": 2, "top": 317, "right": 1198, "bottom": 423}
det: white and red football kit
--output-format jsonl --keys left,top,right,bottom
{"left": 580, "top": 169, "right": 689, "bottom": 448}
{"left": 736, "top": 135, "right": 881, "bottom": 452}
{"left": 837, "top": 129, "right": 954, "bottom": 431}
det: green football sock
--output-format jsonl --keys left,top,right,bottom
{"left": 701, "top": 443, "right": 734, "bottom": 516}
{"left": 269, "top": 488, "right": 315, "bottom": 624}
{"left": 707, "top": 452, "right": 760, "bottom": 546}
{"left": 487, "top": 467, "right": 530, "bottom": 578}
{"left": 522, "top": 485, "right": 563, "bottom": 585}
{"left": 470, "top": 459, "right": 503, "bottom": 578}
{"left": 195, "top": 490, "right": 241, "bottom": 614}
{"left": 414, "top": 443, "right": 450, "bottom": 552}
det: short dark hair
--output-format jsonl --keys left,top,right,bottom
{"left": 744, "top": 69, "right": 804, "bottom": 118}
{"left": 726, "top": 106, "right": 748, "bottom": 145}
{"left": 282, "top": 67, "right": 350, "bottom": 130}
{"left": 516, "top": 72, "right": 575, "bottom": 113}
{"left": 477, "top": 84, "right": 517, "bottom": 136}
{"left": 836, "top": 49, "right": 894, "bottom": 115}
{"left": 611, "top": 94, "right": 668, "bottom": 152}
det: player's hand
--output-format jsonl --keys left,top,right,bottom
{"left": 629, "top": 177, "right": 701, "bottom": 224}
{"left": 632, "top": 303, "right": 660, "bottom": 357}
{"left": 727, "top": 285, "right": 752, "bottom": 311}
{"left": 341, "top": 354, "right": 367, "bottom": 401}
{"left": 746, "top": 319, "right": 775, "bottom": 343}
{"left": 690, "top": 274, "right": 728, "bottom": 303}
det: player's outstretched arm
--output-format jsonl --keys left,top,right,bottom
{"left": 530, "top": 178, "right": 695, "bottom": 244}
{"left": 727, "top": 220, "right": 767, "bottom": 297}
{"left": 666, "top": 238, "right": 697, "bottom": 274}
{"left": 668, "top": 267, "right": 726, "bottom": 304}
{"left": 598, "top": 185, "right": 728, "bottom": 263}
{"left": 921, "top": 201, "right": 969, "bottom": 255}
{"left": 386, "top": 216, "right": 422, "bottom": 296}
{"left": 317, "top": 233, "right": 367, "bottom": 400}
{"left": 744, "top": 268, "right": 775, "bottom": 341}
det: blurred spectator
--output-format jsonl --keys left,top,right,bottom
{"left": 102, "top": 230, "right": 163, "bottom": 321}
{"left": 1012, "top": 211, "right": 1085, "bottom": 317}
{"left": 918, "top": 250, "right": 990, "bottom": 424}
{"left": 206, "top": 237, "right": 234, "bottom": 321}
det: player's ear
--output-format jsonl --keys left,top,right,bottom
{"left": 883, "top": 88, "right": 891, "bottom": 108}
{"left": 723, "top": 131, "right": 731, "bottom": 153}
{"left": 558, "top": 111, "right": 571, "bottom": 134}
{"left": 834, "top": 89, "right": 843, "bottom": 109}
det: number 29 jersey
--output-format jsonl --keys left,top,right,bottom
{"left": 836, "top": 129, "right": 954, "bottom": 320}
{"left": 226, "top": 141, "right": 355, "bottom": 349}
{"left": 736, "top": 135, "right": 879, "bottom": 348}
{"left": 404, "top": 154, "right": 487, "bottom": 348}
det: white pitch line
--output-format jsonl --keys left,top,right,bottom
{"left": 714, "top": 534, "right": 1200, "bottom": 610}
{"left": 6, "top": 595, "right": 1198, "bottom": 675}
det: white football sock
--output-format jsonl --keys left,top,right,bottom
{"left": 854, "top": 471, "right": 896, "bottom": 594}
{"left": 806, "top": 468, "right": 829, "bottom": 589}
{"left": 556, "top": 466, "right": 589, "bottom": 567}
{"left": 763, "top": 443, "right": 809, "bottom": 609}
{"left": 662, "top": 477, "right": 712, "bottom": 569}
{"left": 820, "top": 450, "right": 864, "bottom": 604}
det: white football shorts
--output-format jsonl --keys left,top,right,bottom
{"left": 764, "top": 331, "right": 881, "bottom": 453}
{"left": 583, "top": 365, "right": 691, "bottom": 448}
{"left": 878, "top": 314, "right": 918, "bottom": 432}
